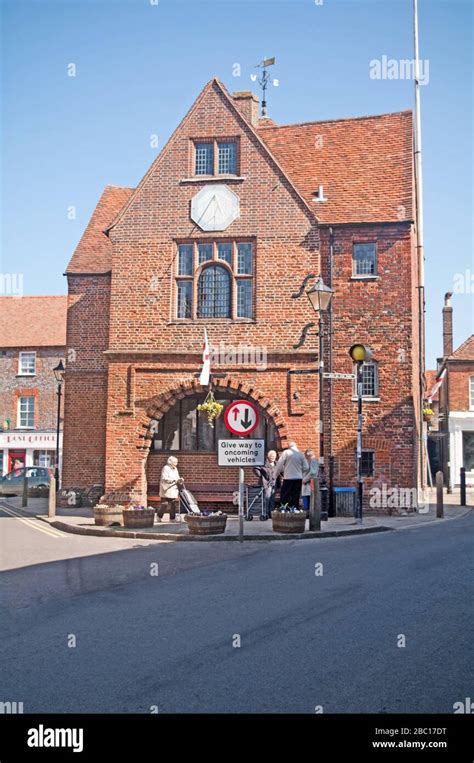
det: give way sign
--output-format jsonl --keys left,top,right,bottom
{"left": 223, "top": 400, "right": 259, "bottom": 436}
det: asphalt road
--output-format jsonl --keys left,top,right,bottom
{"left": 0, "top": 504, "right": 472, "bottom": 713}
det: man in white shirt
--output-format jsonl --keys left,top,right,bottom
{"left": 273, "top": 442, "right": 309, "bottom": 509}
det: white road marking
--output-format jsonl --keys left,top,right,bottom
{"left": 0, "top": 505, "right": 64, "bottom": 538}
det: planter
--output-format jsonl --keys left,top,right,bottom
{"left": 93, "top": 505, "right": 124, "bottom": 526}
{"left": 185, "top": 514, "right": 227, "bottom": 535}
{"left": 122, "top": 509, "right": 155, "bottom": 529}
{"left": 271, "top": 511, "right": 307, "bottom": 534}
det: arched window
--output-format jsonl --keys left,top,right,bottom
{"left": 150, "top": 393, "right": 280, "bottom": 453}
{"left": 197, "top": 265, "right": 231, "bottom": 318}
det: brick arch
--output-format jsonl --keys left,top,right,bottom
{"left": 136, "top": 375, "right": 290, "bottom": 456}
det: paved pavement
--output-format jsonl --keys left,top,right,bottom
{"left": 2, "top": 487, "right": 472, "bottom": 543}
{"left": 0, "top": 505, "right": 472, "bottom": 713}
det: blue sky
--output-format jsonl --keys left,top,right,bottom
{"left": 1, "top": 0, "right": 472, "bottom": 367}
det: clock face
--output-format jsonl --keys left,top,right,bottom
{"left": 190, "top": 184, "right": 240, "bottom": 231}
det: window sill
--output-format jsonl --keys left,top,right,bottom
{"left": 16, "top": 374, "right": 36, "bottom": 378}
{"left": 180, "top": 176, "right": 246, "bottom": 184}
{"left": 351, "top": 397, "right": 380, "bottom": 403}
{"left": 167, "top": 319, "right": 256, "bottom": 325}
{"left": 16, "top": 426, "right": 36, "bottom": 430}
{"left": 350, "top": 276, "right": 379, "bottom": 281}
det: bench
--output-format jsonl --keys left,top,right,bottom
{"left": 147, "top": 482, "right": 237, "bottom": 507}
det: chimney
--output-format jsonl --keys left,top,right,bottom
{"left": 442, "top": 292, "right": 453, "bottom": 357}
{"left": 233, "top": 91, "right": 259, "bottom": 127}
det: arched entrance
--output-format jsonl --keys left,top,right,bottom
{"left": 140, "top": 380, "right": 288, "bottom": 508}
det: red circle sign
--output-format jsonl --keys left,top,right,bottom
{"left": 224, "top": 400, "right": 259, "bottom": 436}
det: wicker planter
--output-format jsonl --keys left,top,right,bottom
{"left": 185, "top": 514, "right": 227, "bottom": 535}
{"left": 122, "top": 509, "right": 155, "bottom": 529}
{"left": 271, "top": 511, "right": 307, "bottom": 534}
{"left": 93, "top": 505, "right": 124, "bottom": 526}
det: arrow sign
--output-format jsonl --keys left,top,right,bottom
{"left": 224, "top": 400, "right": 259, "bottom": 436}
{"left": 240, "top": 409, "right": 253, "bottom": 429}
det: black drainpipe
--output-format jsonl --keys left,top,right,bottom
{"left": 328, "top": 226, "right": 335, "bottom": 516}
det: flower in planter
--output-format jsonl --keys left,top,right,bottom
{"left": 123, "top": 504, "right": 154, "bottom": 512}
{"left": 274, "top": 503, "right": 305, "bottom": 514}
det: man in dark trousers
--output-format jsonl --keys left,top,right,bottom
{"left": 273, "top": 442, "right": 309, "bottom": 509}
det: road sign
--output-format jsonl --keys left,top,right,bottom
{"left": 223, "top": 400, "right": 259, "bottom": 435}
{"left": 218, "top": 439, "right": 265, "bottom": 466}
{"left": 323, "top": 372, "right": 356, "bottom": 380}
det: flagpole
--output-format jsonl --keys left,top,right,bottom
{"left": 413, "top": 0, "right": 426, "bottom": 492}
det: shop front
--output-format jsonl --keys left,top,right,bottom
{"left": 0, "top": 432, "right": 62, "bottom": 477}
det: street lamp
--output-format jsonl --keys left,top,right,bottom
{"left": 53, "top": 360, "right": 65, "bottom": 488}
{"left": 348, "top": 344, "right": 373, "bottom": 524}
{"left": 307, "top": 276, "right": 333, "bottom": 527}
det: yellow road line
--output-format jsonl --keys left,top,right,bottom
{"left": 0, "top": 505, "right": 64, "bottom": 538}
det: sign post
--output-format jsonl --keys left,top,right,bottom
{"left": 238, "top": 468, "right": 245, "bottom": 542}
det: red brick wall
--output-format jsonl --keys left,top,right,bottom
{"left": 448, "top": 364, "right": 474, "bottom": 411}
{"left": 62, "top": 81, "right": 420, "bottom": 510}
{"left": 62, "top": 275, "right": 111, "bottom": 488}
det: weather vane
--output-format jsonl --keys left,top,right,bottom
{"left": 255, "top": 57, "right": 276, "bottom": 117}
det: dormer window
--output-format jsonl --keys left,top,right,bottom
{"left": 193, "top": 139, "right": 238, "bottom": 176}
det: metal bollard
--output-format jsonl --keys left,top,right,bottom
{"left": 460, "top": 467, "right": 466, "bottom": 507}
{"left": 436, "top": 471, "right": 444, "bottom": 518}
{"left": 22, "top": 474, "right": 28, "bottom": 508}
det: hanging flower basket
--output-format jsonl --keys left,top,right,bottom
{"left": 423, "top": 406, "right": 434, "bottom": 423}
{"left": 197, "top": 390, "right": 223, "bottom": 428}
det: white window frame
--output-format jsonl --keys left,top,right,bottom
{"left": 353, "top": 361, "right": 379, "bottom": 399}
{"left": 17, "top": 396, "right": 35, "bottom": 429}
{"left": 470, "top": 376, "right": 474, "bottom": 410}
{"left": 18, "top": 351, "right": 36, "bottom": 376}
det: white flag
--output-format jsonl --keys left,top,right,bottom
{"left": 199, "top": 329, "right": 211, "bottom": 386}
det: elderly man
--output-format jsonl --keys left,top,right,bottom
{"left": 157, "top": 455, "right": 182, "bottom": 521}
{"left": 273, "top": 442, "right": 309, "bottom": 510}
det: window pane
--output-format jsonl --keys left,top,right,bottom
{"left": 178, "top": 244, "right": 193, "bottom": 275}
{"left": 237, "top": 279, "right": 253, "bottom": 318}
{"left": 198, "top": 243, "right": 213, "bottom": 265}
{"left": 195, "top": 143, "right": 213, "bottom": 175}
{"left": 462, "top": 432, "right": 474, "bottom": 471}
{"left": 470, "top": 377, "right": 474, "bottom": 407}
{"left": 218, "top": 142, "right": 237, "bottom": 174}
{"left": 163, "top": 405, "right": 180, "bottom": 450}
{"left": 217, "top": 243, "right": 232, "bottom": 264}
{"left": 362, "top": 363, "right": 377, "bottom": 396}
{"left": 19, "top": 352, "right": 36, "bottom": 374}
{"left": 197, "top": 265, "right": 231, "bottom": 318}
{"left": 361, "top": 451, "right": 374, "bottom": 477}
{"left": 19, "top": 396, "right": 34, "bottom": 427}
{"left": 177, "top": 280, "right": 192, "bottom": 319}
{"left": 237, "top": 243, "right": 253, "bottom": 274}
{"left": 198, "top": 410, "right": 215, "bottom": 451}
{"left": 181, "top": 397, "right": 198, "bottom": 450}
{"left": 353, "top": 243, "right": 376, "bottom": 276}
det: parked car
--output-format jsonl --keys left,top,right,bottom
{"left": 0, "top": 466, "right": 51, "bottom": 497}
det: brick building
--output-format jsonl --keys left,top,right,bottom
{"left": 62, "top": 78, "right": 422, "bottom": 510}
{"left": 429, "top": 294, "right": 474, "bottom": 488}
{"left": 0, "top": 296, "right": 67, "bottom": 476}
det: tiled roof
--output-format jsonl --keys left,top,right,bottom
{"left": 0, "top": 296, "right": 67, "bottom": 348}
{"left": 448, "top": 335, "right": 474, "bottom": 361}
{"left": 65, "top": 186, "right": 133, "bottom": 274}
{"left": 257, "top": 111, "right": 414, "bottom": 223}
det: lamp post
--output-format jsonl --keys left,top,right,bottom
{"left": 307, "top": 276, "right": 333, "bottom": 526}
{"left": 348, "top": 344, "right": 373, "bottom": 524}
{"left": 53, "top": 360, "right": 65, "bottom": 488}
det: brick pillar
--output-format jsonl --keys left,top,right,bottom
{"left": 442, "top": 292, "right": 453, "bottom": 357}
